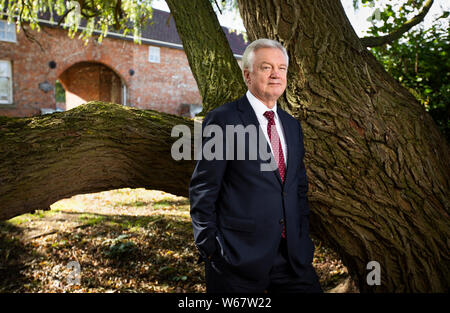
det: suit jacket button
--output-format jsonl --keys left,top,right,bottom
{"left": 283, "top": 192, "right": 287, "bottom": 196}
{"left": 279, "top": 219, "right": 284, "bottom": 224}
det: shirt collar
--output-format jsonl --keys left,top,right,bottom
{"left": 246, "top": 90, "right": 279, "bottom": 123}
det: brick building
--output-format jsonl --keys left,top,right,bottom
{"left": 0, "top": 8, "right": 247, "bottom": 117}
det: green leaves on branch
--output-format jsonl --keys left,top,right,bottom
{"left": 0, "top": 0, "right": 154, "bottom": 44}
{"left": 359, "top": 0, "right": 435, "bottom": 47}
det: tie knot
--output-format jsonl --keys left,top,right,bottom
{"left": 263, "top": 110, "right": 275, "bottom": 122}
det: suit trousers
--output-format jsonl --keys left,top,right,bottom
{"left": 204, "top": 238, "right": 323, "bottom": 293}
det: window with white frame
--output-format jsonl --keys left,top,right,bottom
{"left": 0, "top": 60, "right": 13, "bottom": 104}
{"left": 0, "top": 20, "right": 17, "bottom": 43}
{"left": 148, "top": 46, "right": 161, "bottom": 63}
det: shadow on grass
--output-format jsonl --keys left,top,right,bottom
{"left": 0, "top": 208, "right": 355, "bottom": 292}
{"left": 114, "top": 198, "right": 190, "bottom": 210}
{"left": 0, "top": 221, "right": 45, "bottom": 292}
{"left": 0, "top": 211, "right": 203, "bottom": 292}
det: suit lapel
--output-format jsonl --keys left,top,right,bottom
{"left": 237, "top": 95, "right": 260, "bottom": 131}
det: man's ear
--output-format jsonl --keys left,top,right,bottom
{"left": 243, "top": 68, "right": 250, "bottom": 85}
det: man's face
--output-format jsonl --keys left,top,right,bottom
{"left": 244, "top": 47, "right": 287, "bottom": 108}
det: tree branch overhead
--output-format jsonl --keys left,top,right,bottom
{"left": 361, "top": 0, "right": 434, "bottom": 47}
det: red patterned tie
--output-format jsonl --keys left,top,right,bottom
{"left": 263, "top": 110, "right": 286, "bottom": 238}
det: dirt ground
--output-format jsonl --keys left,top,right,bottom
{"left": 0, "top": 188, "right": 358, "bottom": 293}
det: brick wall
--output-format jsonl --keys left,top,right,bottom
{"left": 0, "top": 23, "right": 203, "bottom": 117}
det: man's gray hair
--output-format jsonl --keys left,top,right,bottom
{"left": 242, "top": 38, "right": 289, "bottom": 73}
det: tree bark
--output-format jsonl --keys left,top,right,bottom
{"left": 0, "top": 102, "right": 195, "bottom": 220}
{"left": 361, "top": 0, "right": 434, "bottom": 47}
{"left": 238, "top": 0, "right": 449, "bottom": 292}
{"left": 165, "top": 0, "right": 247, "bottom": 114}
{"left": 1, "top": 0, "right": 449, "bottom": 293}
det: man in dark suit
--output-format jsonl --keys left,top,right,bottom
{"left": 189, "top": 39, "right": 322, "bottom": 293}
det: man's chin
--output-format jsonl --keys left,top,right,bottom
{"left": 266, "top": 90, "right": 285, "bottom": 100}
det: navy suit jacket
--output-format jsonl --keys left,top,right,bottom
{"left": 189, "top": 94, "right": 314, "bottom": 280}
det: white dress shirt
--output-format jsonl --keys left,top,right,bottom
{"left": 246, "top": 90, "right": 287, "bottom": 165}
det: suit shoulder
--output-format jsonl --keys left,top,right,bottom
{"left": 278, "top": 108, "right": 300, "bottom": 126}
{"left": 203, "top": 97, "right": 241, "bottom": 122}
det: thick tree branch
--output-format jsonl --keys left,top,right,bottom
{"left": 361, "top": 0, "right": 434, "bottom": 47}
{"left": 165, "top": 0, "right": 246, "bottom": 115}
{"left": 0, "top": 102, "right": 196, "bottom": 221}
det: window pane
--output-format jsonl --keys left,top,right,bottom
{"left": 0, "top": 62, "right": 9, "bottom": 76}
{"left": 0, "top": 61, "right": 12, "bottom": 103}
{"left": 148, "top": 46, "right": 160, "bottom": 63}
{"left": 6, "top": 31, "right": 15, "bottom": 41}
{"left": 0, "top": 77, "right": 10, "bottom": 101}
{"left": 6, "top": 23, "right": 15, "bottom": 32}
{"left": 0, "top": 20, "right": 17, "bottom": 42}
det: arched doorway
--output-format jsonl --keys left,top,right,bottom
{"left": 58, "top": 62, "right": 126, "bottom": 110}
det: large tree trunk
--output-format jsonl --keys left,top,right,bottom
{"left": 238, "top": 0, "right": 449, "bottom": 292}
{"left": 1, "top": 0, "right": 448, "bottom": 293}
{"left": 0, "top": 102, "right": 194, "bottom": 220}
{"left": 165, "top": 0, "right": 247, "bottom": 114}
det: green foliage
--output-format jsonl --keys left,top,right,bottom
{"left": 373, "top": 25, "right": 449, "bottom": 140}
{"left": 0, "top": 0, "right": 154, "bottom": 44}
{"left": 355, "top": 0, "right": 449, "bottom": 140}
{"left": 79, "top": 213, "right": 106, "bottom": 226}
{"left": 55, "top": 80, "right": 65, "bottom": 103}
{"left": 102, "top": 234, "right": 137, "bottom": 259}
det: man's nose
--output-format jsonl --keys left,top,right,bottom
{"left": 270, "top": 69, "right": 280, "bottom": 78}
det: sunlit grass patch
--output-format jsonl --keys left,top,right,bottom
{"left": 7, "top": 208, "right": 61, "bottom": 225}
{"left": 152, "top": 200, "right": 171, "bottom": 210}
{"left": 78, "top": 213, "right": 106, "bottom": 226}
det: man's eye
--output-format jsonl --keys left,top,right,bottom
{"left": 262, "top": 66, "right": 271, "bottom": 70}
